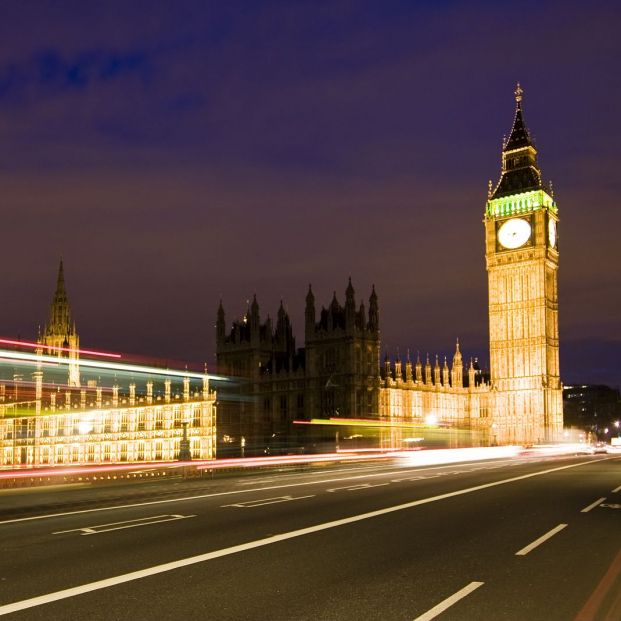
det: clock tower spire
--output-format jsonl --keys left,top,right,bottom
{"left": 485, "top": 84, "right": 563, "bottom": 444}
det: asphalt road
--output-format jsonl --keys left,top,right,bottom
{"left": 0, "top": 454, "right": 619, "bottom": 620}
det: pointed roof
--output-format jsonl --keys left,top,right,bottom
{"left": 504, "top": 83, "right": 533, "bottom": 151}
{"left": 346, "top": 276, "right": 354, "bottom": 297}
{"left": 54, "top": 259, "right": 68, "bottom": 305}
{"left": 491, "top": 83, "right": 543, "bottom": 199}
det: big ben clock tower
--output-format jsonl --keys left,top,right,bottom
{"left": 485, "top": 84, "right": 563, "bottom": 444}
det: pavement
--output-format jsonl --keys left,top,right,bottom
{"left": 0, "top": 453, "right": 619, "bottom": 620}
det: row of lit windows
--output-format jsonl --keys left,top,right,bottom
{"left": 3, "top": 438, "right": 212, "bottom": 466}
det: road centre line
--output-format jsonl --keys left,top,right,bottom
{"left": 0, "top": 460, "right": 598, "bottom": 616}
{"left": 581, "top": 497, "right": 606, "bottom": 513}
{"left": 326, "top": 483, "right": 390, "bottom": 493}
{"left": 0, "top": 459, "right": 533, "bottom": 526}
{"left": 53, "top": 514, "right": 196, "bottom": 536}
{"left": 222, "top": 495, "right": 314, "bottom": 508}
{"left": 612, "top": 484, "right": 621, "bottom": 493}
{"left": 413, "top": 581, "right": 484, "bottom": 621}
{"left": 515, "top": 523, "right": 567, "bottom": 556}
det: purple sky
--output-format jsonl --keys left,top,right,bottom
{"left": 1, "top": 1, "right": 620, "bottom": 386}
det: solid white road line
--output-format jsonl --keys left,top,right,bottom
{"left": 413, "top": 581, "right": 484, "bottom": 621}
{"left": 0, "top": 459, "right": 528, "bottom": 526}
{"left": 581, "top": 497, "right": 606, "bottom": 513}
{"left": 515, "top": 523, "right": 568, "bottom": 556}
{"left": 612, "top": 484, "right": 621, "bottom": 493}
{"left": 53, "top": 514, "right": 196, "bottom": 536}
{"left": 0, "top": 460, "right": 597, "bottom": 616}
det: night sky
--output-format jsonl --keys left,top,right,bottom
{"left": 1, "top": 1, "right": 619, "bottom": 387}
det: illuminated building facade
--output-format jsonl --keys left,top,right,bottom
{"left": 0, "top": 265, "right": 217, "bottom": 467}
{"left": 217, "top": 85, "right": 563, "bottom": 449}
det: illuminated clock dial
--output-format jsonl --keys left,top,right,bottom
{"left": 548, "top": 218, "right": 557, "bottom": 248}
{"left": 497, "top": 218, "right": 531, "bottom": 249}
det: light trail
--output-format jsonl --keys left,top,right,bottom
{"left": 0, "top": 348, "right": 231, "bottom": 382}
{"left": 0, "top": 337, "right": 121, "bottom": 359}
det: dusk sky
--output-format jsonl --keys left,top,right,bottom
{"left": 1, "top": 1, "right": 619, "bottom": 386}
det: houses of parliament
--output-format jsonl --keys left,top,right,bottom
{"left": 0, "top": 85, "right": 564, "bottom": 466}
{"left": 216, "top": 85, "right": 563, "bottom": 452}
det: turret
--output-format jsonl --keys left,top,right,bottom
{"left": 468, "top": 358, "right": 476, "bottom": 388}
{"left": 425, "top": 354, "right": 432, "bottom": 386}
{"left": 442, "top": 356, "right": 449, "bottom": 387}
{"left": 415, "top": 352, "right": 423, "bottom": 384}
{"left": 451, "top": 339, "right": 463, "bottom": 388}
{"left": 394, "top": 351, "right": 402, "bottom": 383}
{"left": 434, "top": 355, "right": 441, "bottom": 386}
{"left": 405, "top": 350, "right": 413, "bottom": 383}
{"left": 383, "top": 351, "right": 392, "bottom": 381}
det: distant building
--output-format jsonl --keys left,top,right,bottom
{"left": 563, "top": 385, "right": 621, "bottom": 435}
{"left": 216, "top": 84, "right": 564, "bottom": 451}
{"left": 0, "top": 262, "right": 216, "bottom": 467}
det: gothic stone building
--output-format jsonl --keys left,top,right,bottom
{"left": 0, "top": 262, "right": 217, "bottom": 467}
{"left": 216, "top": 85, "right": 563, "bottom": 452}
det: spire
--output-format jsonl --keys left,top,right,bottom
{"left": 46, "top": 258, "right": 72, "bottom": 335}
{"left": 305, "top": 284, "right": 316, "bottom": 340}
{"left": 56, "top": 258, "right": 66, "bottom": 299}
{"left": 216, "top": 299, "right": 226, "bottom": 343}
{"left": 491, "top": 83, "right": 543, "bottom": 199}
{"left": 504, "top": 82, "right": 533, "bottom": 151}
{"left": 368, "top": 285, "right": 379, "bottom": 333}
{"left": 345, "top": 279, "right": 355, "bottom": 303}
{"left": 42, "top": 259, "right": 80, "bottom": 387}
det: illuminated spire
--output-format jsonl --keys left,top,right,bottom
{"left": 46, "top": 258, "right": 73, "bottom": 336}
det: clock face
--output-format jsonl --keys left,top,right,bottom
{"left": 497, "top": 218, "right": 531, "bottom": 249}
{"left": 548, "top": 218, "right": 557, "bottom": 248}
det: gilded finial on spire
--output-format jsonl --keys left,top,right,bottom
{"left": 515, "top": 82, "right": 523, "bottom": 103}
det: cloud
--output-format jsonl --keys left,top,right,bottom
{"left": 0, "top": 47, "right": 150, "bottom": 104}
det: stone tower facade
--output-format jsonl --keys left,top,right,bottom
{"left": 484, "top": 84, "right": 563, "bottom": 443}
{"left": 39, "top": 260, "right": 80, "bottom": 387}
{"left": 215, "top": 281, "right": 380, "bottom": 454}
{"left": 304, "top": 280, "right": 381, "bottom": 420}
